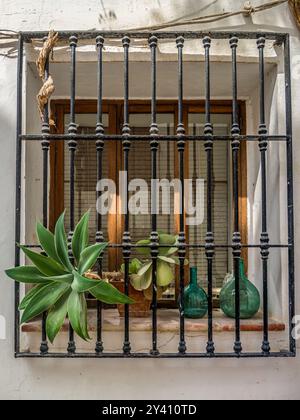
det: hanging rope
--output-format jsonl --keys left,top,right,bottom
{"left": 36, "top": 30, "right": 58, "bottom": 125}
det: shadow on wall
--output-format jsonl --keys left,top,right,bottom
{"left": 141, "top": 0, "right": 298, "bottom": 34}
{"left": 98, "top": 0, "right": 118, "bottom": 26}
{"left": 148, "top": 0, "right": 220, "bottom": 27}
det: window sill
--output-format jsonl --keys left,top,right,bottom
{"left": 22, "top": 309, "right": 285, "bottom": 334}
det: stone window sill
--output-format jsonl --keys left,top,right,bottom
{"left": 22, "top": 309, "right": 285, "bottom": 334}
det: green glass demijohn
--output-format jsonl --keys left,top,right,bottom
{"left": 183, "top": 267, "right": 208, "bottom": 319}
{"left": 220, "top": 259, "right": 261, "bottom": 319}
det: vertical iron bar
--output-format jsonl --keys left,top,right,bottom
{"left": 230, "top": 36, "right": 242, "bottom": 355}
{"left": 284, "top": 35, "right": 296, "bottom": 355}
{"left": 67, "top": 34, "right": 78, "bottom": 354}
{"left": 95, "top": 36, "right": 105, "bottom": 355}
{"left": 176, "top": 36, "right": 187, "bottom": 355}
{"left": 122, "top": 36, "right": 132, "bottom": 355}
{"left": 203, "top": 36, "right": 215, "bottom": 355}
{"left": 15, "top": 34, "right": 24, "bottom": 356}
{"left": 149, "top": 35, "right": 159, "bottom": 356}
{"left": 40, "top": 44, "right": 51, "bottom": 355}
{"left": 257, "top": 36, "right": 271, "bottom": 355}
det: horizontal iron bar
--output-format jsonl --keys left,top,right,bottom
{"left": 15, "top": 351, "right": 296, "bottom": 359}
{"left": 22, "top": 244, "right": 291, "bottom": 250}
{"left": 20, "top": 134, "right": 289, "bottom": 142}
{"left": 21, "top": 31, "right": 288, "bottom": 42}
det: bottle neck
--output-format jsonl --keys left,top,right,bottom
{"left": 239, "top": 259, "right": 247, "bottom": 289}
{"left": 190, "top": 268, "right": 198, "bottom": 286}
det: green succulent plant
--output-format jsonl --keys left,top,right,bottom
{"left": 120, "top": 258, "right": 143, "bottom": 276}
{"left": 5, "top": 211, "right": 134, "bottom": 343}
{"left": 129, "top": 233, "right": 188, "bottom": 299}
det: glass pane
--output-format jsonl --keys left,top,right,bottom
{"left": 129, "top": 113, "right": 176, "bottom": 301}
{"left": 64, "top": 114, "right": 109, "bottom": 271}
{"left": 188, "top": 114, "right": 232, "bottom": 290}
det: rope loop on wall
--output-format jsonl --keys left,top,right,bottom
{"left": 243, "top": 1, "right": 256, "bottom": 16}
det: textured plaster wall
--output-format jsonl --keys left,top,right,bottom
{"left": 0, "top": 0, "right": 300, "bottom": 400}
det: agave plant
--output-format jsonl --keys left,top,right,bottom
{"left": 128, "top": 233, "right": 188, "bottom": 299}
{"left": 5, "top": 211, "right": 134, "bottom": 343}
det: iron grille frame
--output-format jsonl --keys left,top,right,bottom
{"left": 14, "top": 30, "right": 295, "bottom": 359}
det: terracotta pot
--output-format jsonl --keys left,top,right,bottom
{"left": 111, "top": 281, "right": 151, "bottom": 318}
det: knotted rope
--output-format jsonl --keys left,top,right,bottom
{"left": 36, "top": 30, "right": 58, "bottom": 125}
{"left": 243, "top": 1, "right": 256, "bottom": 16}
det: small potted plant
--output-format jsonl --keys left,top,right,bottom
{"left": 5, "top": 211, "right": 134, "bottom": 343}
{"left": 111, "top": 233, "right": 188, "bottom": 318}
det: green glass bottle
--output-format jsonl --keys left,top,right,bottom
{"left": 220, "top": 259, "right": 261, "bottom": 319}
{"left": 184, "top": 267, "right": 208, "bottom": 319}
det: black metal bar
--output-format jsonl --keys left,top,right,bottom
{"left": 40, "top": 42, "right": 51, "bottom": 355}
{"left": 95, "top": 35, "right": 105, "bottom": 355}
{"left": 67, "top": 34, "right": 78, "bottom": 355}
{"left": 15, "top": 351, "right": 296, "bottom": 359}
{"left": 149, "top": 35, "right": 160, "bottom": 356}
{"left": 284, "top": 35, "right": 296, "bottom": 355}
{"left": 203, "top": 36, "right": 215, "bottom": 355}
{"left": 176, "top": 36, "right": 187, "bottom": 355}
{"left": 230, "top": 35, "right": 242, "bottom": 355}
{"left": 21, "top": 30, "right": 287, "bottom": 42}
{"left": 14, "top": 34, "right": 24, "bottom": 356}
{"left": 22, "top": 243, "right": 292, "bottom": 250}
{"left": 21, "top": 134, "right": 289, "bottom": 142}
{"left": 122, "top": 36, "right": 132, "bottom": 355}
{"left": 257, "top": 36, "right": 271, "bottom": 355}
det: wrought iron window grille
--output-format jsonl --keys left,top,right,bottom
{"left": 14, "top": 31, "right": 295, "bottom": 359}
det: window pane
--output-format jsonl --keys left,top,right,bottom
{"left": 129, "top": 113, "right": 176, "bottom": 301}
{"left": 188, "top": 114, "right": 232, "bottom": 290}
{"left": 64, "top": 114, "right": 109, "bottom": 271}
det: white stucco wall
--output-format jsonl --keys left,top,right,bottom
{"left": 0, "top": 0, "right": 300, "bottom": 400}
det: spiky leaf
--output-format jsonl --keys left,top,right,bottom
{"left": 19, "top": 284, "right": 50, "bottom": 310}
{"left": 77, "top": 243, "right": 108, "bottom": 275}
{"left": 18, "top": 246, "right": 66, "bottom": 277}
{"left": 6, "top": 266, "right": 50, "bottom": 284}
{"left": 36, "top": 222, "right": 60, "bottom": 262}
{"left": 72, "top": 211, "right": 90, "bottom": 264}
{"left": 54, "top": 212, "right": 73, "bottom": 273}
{"left": 21, "top": 282, "right": 70, "bottom": 324}
{"left": 67, "top": 291, "right": 90, "bottom": 341}
{"left": 40, "top": 274, "right": 74, "bottom": 284}
{"left": 46, "top": 291, "right": 71, "bottom": 343}
{"left": 72, "top": 271, "right": 100, "bottom": 293}
{"left": 90, "top": 281, "right": 135, "bottom": 305}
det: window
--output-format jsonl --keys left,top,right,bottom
{"left": 16, "top": 31, "right": 295, "bottom": 358}
{"left": 50, "top": 101, "right": 247, "bottom": 307}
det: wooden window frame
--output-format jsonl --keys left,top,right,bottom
{"left": 50, "top": 100, "right": 248, "bottom": 303}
